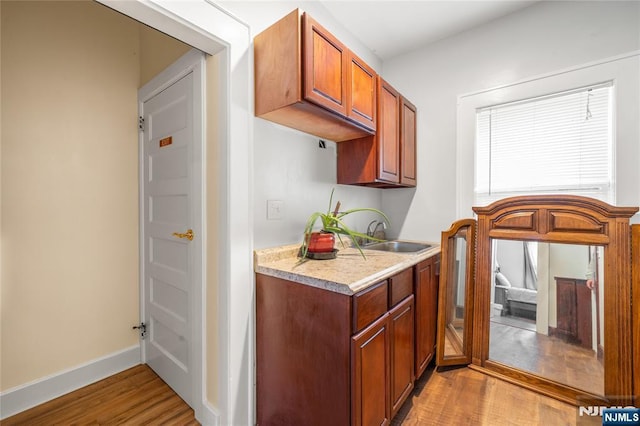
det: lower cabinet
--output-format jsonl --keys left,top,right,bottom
{"left": 256, "top": 259, "right": 437, "bottom": 426}
{"left": 414, "top": 255, "right": 440, "bottom": 378}
{"left": 352, "top": 313, "right": 391, "bottom": 426}
{"left": 351, "top": 295, "right": 415, "bottom": 426}
{"left": 389, "top": 296, "right": 415, "bottom": 417}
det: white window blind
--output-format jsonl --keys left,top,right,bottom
{"left": 475, "top": 82, "right": 613, "bottom": 206}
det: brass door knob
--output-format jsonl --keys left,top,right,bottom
{"left": 172, "top": 229, "right": 194, "bottom": 241}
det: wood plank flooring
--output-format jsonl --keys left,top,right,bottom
{"left": 2, "top": 365, "right": 198, "bottom": 426}
{"left": 5, "top": 362, "right": 584, "bottom": 425}
{"left": 393, "top": 366, "right": 586, "bottom": 426}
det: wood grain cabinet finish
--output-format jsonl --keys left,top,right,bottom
{"left": 352, "top": 313, "right": 391, "bottom": 426}
{"left": 337, "top": 77, "right": 417, "bottom": 188}
{"left": 254, "top": 9, "right": 376, "bottom": 142}
{"left": 353, "top": 280, "right": 389, "bottom": 333}
{"left": 303, "top": 13, "right": 348, "bottom": 117}
{"left": 414, "top": 254, "right": 440, "bottom": 379}
{"left": 256, "top": 274, "right": 351, "bottom": 426}
{"left": 256, "top": 261, "right": 435, "bottom": 425}
{"left": 347, "top": 50, "right": 377, "bottom": 131}
{"left": 400, "top": 97, "right": 417, "bottom": 186}
{"left": 553, "top": 277, "right": 592, "bottom": 349}
{"left": 389, "top": 295, "right": 415, "bottom": 418}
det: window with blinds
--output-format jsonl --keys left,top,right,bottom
{"left": 475, "top": 82, "right": 613, "bottom": 206}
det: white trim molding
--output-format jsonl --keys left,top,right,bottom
{"left": 0, "top": 346, "right": 140, "bottom": 420}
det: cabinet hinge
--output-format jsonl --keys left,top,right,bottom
{"left": 138, "top": 116, "right": 145, "bottom": 132}
{"left": 133, "top": 322, "right": 147, "bottom": 339}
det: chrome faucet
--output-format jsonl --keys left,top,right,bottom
{"left": 366, "top": 220, "right": 387, "bottom": 238}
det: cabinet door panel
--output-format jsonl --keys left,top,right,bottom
{"left": 352, "top": 313, "right": 391, "bottom": 426}
{"left": 415, "top": 255, "right": 439, "bottom": 378}
{"left": 348, "top": 51, "right": 377, "bottom": 131}
{"left": 378, "top": 79, "right": 400, "bottom": 183}
{"left": 389, "top": 267, "right": 413, "bottom": 307}
{"left": 303, "top": 13, "right": 347, "bottom": 116}
{"left": 353, "top": 280, "right": 388, "bottom": 334}
{"left": 390, "top": 295, "right": 415, "bottom": 418}
{"left": 400, "top": 97, "right": 417, "bottom": 186}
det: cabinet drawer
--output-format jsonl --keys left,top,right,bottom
{"left": 353, "top": 281, "right": 388, "bottom": 333}
{"left": 389, "top": 268, "right": 414, "bottom": 307}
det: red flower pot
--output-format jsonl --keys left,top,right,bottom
{"left": 306, "top": 231, "right": 335, "bottom": 253}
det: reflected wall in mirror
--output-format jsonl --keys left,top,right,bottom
{"left": 488, "top": 240, "right": 604, "bottom": 396}
{"left": 436, "top": 219, "right": 475, "bottom": 366}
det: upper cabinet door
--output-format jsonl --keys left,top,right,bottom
{"left": 303, "top": 13, "right": 348, "bottom": 116}
{"left": 347, "top": 51, "right": 377, "bottom": 131}
{"left": 377, "top": 78, "right": 401, "bottom": 183}
{"left": 436, "top": 218, "right": 476, "bottom": 367}
{"left": 400, "top": 97, "right": 417, "bottom": 186}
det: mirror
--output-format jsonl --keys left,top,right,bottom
{"left": 436, "top": 219, "right": 475, "bottom": 366}
{"left": 488, "top": 240, "right": 604, "bottom": 396}
{"left": 468, "top": 195, "right": 637, "bottom": 405}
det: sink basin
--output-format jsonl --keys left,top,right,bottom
{"left": 363, "top": 240, "right": 433, "bottom": 253}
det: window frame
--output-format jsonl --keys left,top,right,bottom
{"left": 456, "top": 52, "right": 640, "bottom": 219}
{"left": 474, "top": 81, "right": 614, "bottom": 206}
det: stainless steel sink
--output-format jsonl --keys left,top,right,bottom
{"left": 363, "top": 240, "right": 433, "bottom": 253}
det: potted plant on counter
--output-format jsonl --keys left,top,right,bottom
{"left": 300, "top": 189, "right": 389, "bottom": 260}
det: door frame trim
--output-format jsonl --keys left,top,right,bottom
{"left": 138, "top": 48, "right": 206, "bottom": 416}
{"left": 97, "top": 2, "right": 253, "bottom": 424}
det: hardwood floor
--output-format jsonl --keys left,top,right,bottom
{"left": 393, "top": 366, "right": 586, "bottom": 426}
{"left": 2, "top": 365, "right": 198, "bottom": 426}
{"left": 5, "top": 362, "right": 584, "bottom": 426}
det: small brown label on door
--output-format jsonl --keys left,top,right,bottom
{"left": 159, "top": 136, "right": 173, "bottom": 148}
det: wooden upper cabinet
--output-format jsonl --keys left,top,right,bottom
{"left": 400, "top": 97, "right": 417, "bottom": 186}
{"left": 303, "top": 13, "right": 348, "bottom": 116}
{"left": 378, "top": 79, "right": 401, "bottom": 183}
{"left": 254, "top": 9, "right": 376, "bottom": 142}
{"left": 337, "top": 77, "right": 417, "bottom": 188}
{"left": 347, "top": 51, "right": 377, "bottom": 131}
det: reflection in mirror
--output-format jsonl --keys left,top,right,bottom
{"left": 444, "top": 231, "right": 467, "bottom": 357}
{"left": 488, "top": 240, "right": 604, "bottom": 396}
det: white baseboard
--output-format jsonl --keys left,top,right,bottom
{"left": 0, "top": 345, "right": 141, "bottom": 420}
{"left": 198, "top": 401, "right": 221, "bottom": 426}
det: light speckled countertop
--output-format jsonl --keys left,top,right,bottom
{"left": 254, "top": 241, "right": 441, "bottom": 295}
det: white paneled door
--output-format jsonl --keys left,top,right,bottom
{"left": 139, "top": 52, "right": 203, "bottom": 410}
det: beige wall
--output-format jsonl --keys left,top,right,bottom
{"left": 139, "top": 25, "right": 190, "bottom": 87}
{"left": 0, "top": 0, "right": 189, "bottom": 392}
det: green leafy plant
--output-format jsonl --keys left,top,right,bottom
{"left": 300, "top": 189, "right": 390, "bottom": 259}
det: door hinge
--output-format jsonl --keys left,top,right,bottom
{"left": 133, "top": 322, "right": 147, "bottom": 339}
{"left": 138, "top": 116, "right": 145, "bottom": 132}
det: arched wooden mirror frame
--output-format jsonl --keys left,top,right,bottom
{"left": 438, "top": 195, "right": 639, "bottom": 406}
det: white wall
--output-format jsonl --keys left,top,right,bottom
{"left": 382, "top": 1, "right": 640, "bottom": 241}
{"left": 219, "top": 1, "right": 388, "bottom": 249}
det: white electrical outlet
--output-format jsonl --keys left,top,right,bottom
{"left": 267, "top": 200, "right": 284, "bottom": 220}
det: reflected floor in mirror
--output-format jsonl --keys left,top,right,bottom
{"left": 489, "top": 320, "right": 604, "bottom": 396}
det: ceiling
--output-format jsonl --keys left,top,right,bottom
{"left": 319, "top": 0, "right": 538, "bottom": 61}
